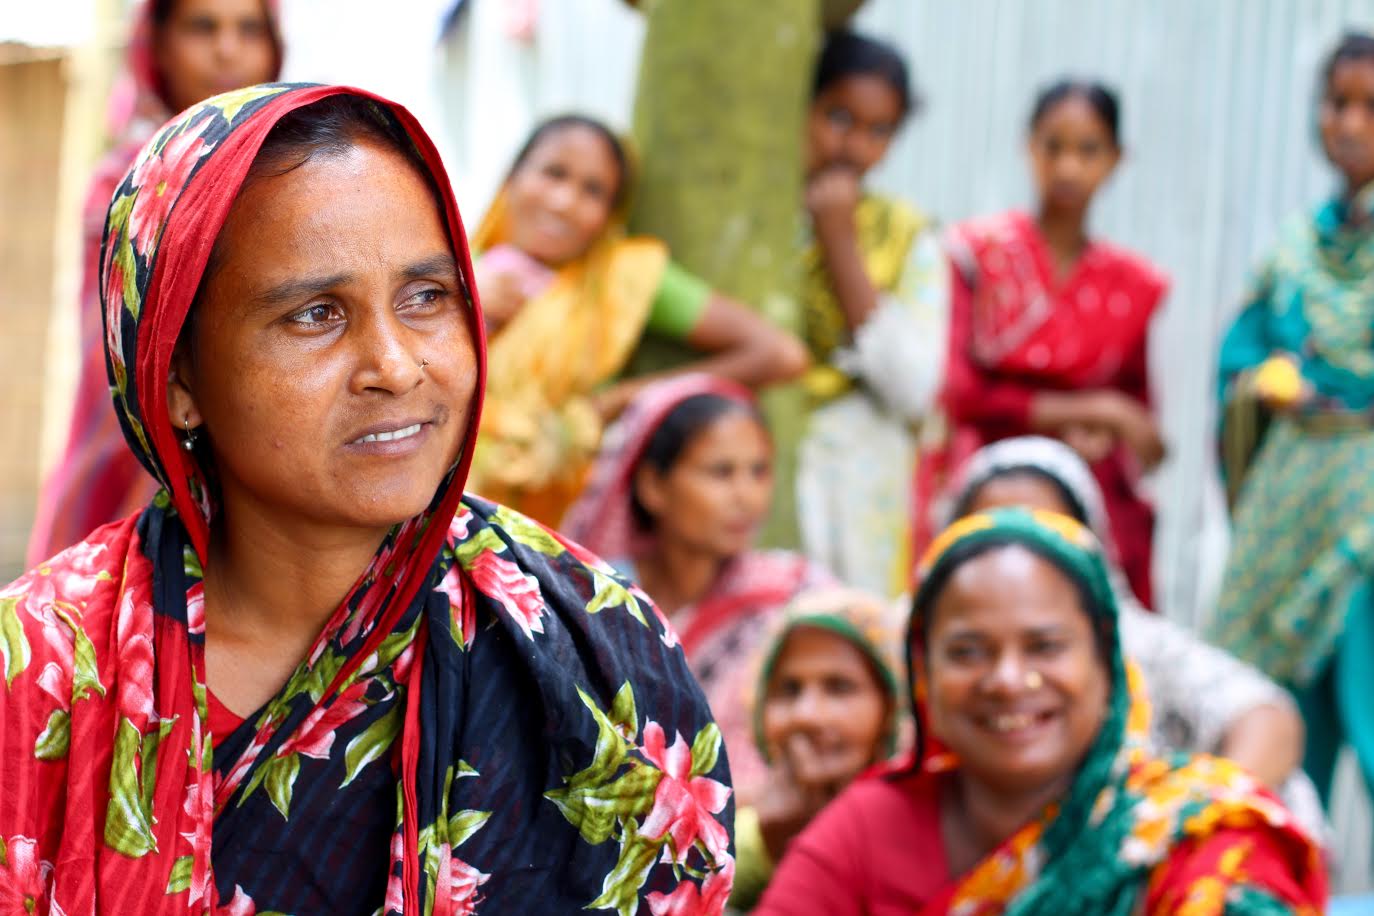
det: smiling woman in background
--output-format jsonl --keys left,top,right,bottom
{"left": 943, "top": 80, "right": 1167, "bottom": 609}
{"left": 466, "top": 115, "right": 808, "bottom": 526}
{"left": 757, "top": 509, "right": 1325, "bottom": 915}
{"left": 27, "top": 0, "right": 282, "bottom": 567}
{"left": 0, "top": 85, "right": 731, "bottom": 914}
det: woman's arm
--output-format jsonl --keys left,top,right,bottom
{"left": 1121, "top": 608, "right": 1303, "bottom": 788}
{"left": 594, "top": 288, "right": 810, "bottom": 420}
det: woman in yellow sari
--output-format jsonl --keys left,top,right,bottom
{"left": 468, "top": 115, "right": 809, "bottom": 525}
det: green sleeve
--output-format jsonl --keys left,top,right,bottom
{"left": 727, "top": 805, "right": 775, "bottom": 910}
{"left": 645, "top": 260, "right": 712, "bottom": 338}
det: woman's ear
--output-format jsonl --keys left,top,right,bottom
{"left": 167, "top": 347, "right": 202, "bottom": 433}
{"left": 633, "top": 463, "right": 668, "bottom": 520}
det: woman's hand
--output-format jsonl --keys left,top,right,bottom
{"left": 806, "top": 166, "right": 862, "bottom": 236}
{"left": 1060, "top": 423, "right": 1117, "bottom": 465}
{"left": 1097, "top": 391, "right": 1166, "bottom": 469}
{"left": 474, "top": 266, "right": 527, "bottom": 335}
{"left": 756, "top": 733, "right": 867, "bottom": 861}
{"left": 1251, "top": 354, "right": 1315, "bottom": 414}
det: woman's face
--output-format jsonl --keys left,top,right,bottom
{"left": 504, "top": 125, "right": 621, "bottom": 267}
{"left": 154, "top": 0, "right": 276, "bottom": 113}
{"left": 635, "top": 410, "right": 773, "bottom": 560}
{"left": 1320, "top": 57, "right": 1374, "bottom": 192}
{"left": 169, "top": 137, "right": 479, "bottom": 536}
{"left": 762, "top": 625, "right": 891, "bottom": 784}
{"left": 922, "top": 545, "right": 1109, "bottom": 797}
{"left": 1027, "top": 95, "right": 1120, "bottom": 215}
{"left": 963, "top": 473, "right": 1075, "bottom": 518}
{"left": 806, "top": 74, "right": 905, "bottom": 179}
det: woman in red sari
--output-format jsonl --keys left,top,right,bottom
{"left": 26, "top": 0, "right": 281, "bottom": 567}
{"left": 943, "top": 81, "right": 1167, "bottom": 606}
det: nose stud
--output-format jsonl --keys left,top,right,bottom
{"left": 1024, "top": 670, "right": 1043, "bottom": 690}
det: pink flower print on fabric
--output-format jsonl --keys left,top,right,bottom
{"left": 0, "top": 836, "right": 54, "bottom": 916}
{"left": 127, "top": 116, "right": 213, "bottom": 258}
{"left": 646, "top": 858, "right": 734, "bottom": 916}
{"left": 466, "top": 549, "right": 546, "bottom": 640}
{"left": 637, "top": 722, "right": 731, "bottom": 865}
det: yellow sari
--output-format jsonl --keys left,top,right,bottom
{"left": 467, "top": 188, "right": 670, "bottom": 525}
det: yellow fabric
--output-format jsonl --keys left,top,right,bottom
{"left": 799, "top": 194, "right": 927, "bottom": 403}
{"left": 466, "top": 187, "right": 670, "bottom": 526}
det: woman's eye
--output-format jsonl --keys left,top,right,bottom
{"left": 401, "top": 288, "right": 447, "bottom": 312}
{"left": 824, "top": 677, "right": 858, "bottom": 696}
{"left": 826, "top": 108, "right": 854, "bottom": 129}
{"left": 945, "top": 644, "right": 983, "bottom": 664}
{"left": 1029, "top": 640, "right": 1066, "bottom": 658}
{"left": 289, "top": 303, "right": 338, "bottom": 326}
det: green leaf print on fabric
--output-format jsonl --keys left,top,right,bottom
{"left": 341, "top": 705, "right": 403, "bottom": 788}
{"left": 264, "top": 752, "right": 302, "bottom": 820}
{"left": 52, "top": 606, "right": 105, "bottom": 702}
{"left": 0, "top": 595, "right": 31, "bottom": 688}
{"left": 585, "top": 570, "right": 647, "bottom": 628}
{"left": 104, "top": 719, "right": 159, "bottom": 857}
{"left": 447, "top": 809, "right": 491, "bottom": 848}
{"left": 165, "top": 855, "right": 194, "bottom": 894}
{"left": 490, "top": 506, "right": 565, "bottom": 557}
{"left": 586, "top": 822, "right": 661, "bottom": 916}
{"left": 689, "top": 723, "right": 722, "bottom": 778}
{"left": 34, "top": 709, "right": 70, "bottom": 761}
{"left": 452, "top": 527, "right": 507, "bottom": 565}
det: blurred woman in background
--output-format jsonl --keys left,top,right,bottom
{"left": 563, "top": 374, "right": 830, "bottom": 802}
{"left": 1212, "top": 31, "right": 1374, "bottom": 817}
{"left": 795, "top": 30, "right": 949, "bottom": 597}
{"left": 467, "top": 116, "right": 807, "bottom": 525}
{"left": 943, "top": 80, "right": 1167, "bottom": 608}
{"left": 730, "top": 587, "right": 903, "bottom": 910}
{"left": 27, "top": 0, "right": 282, "bottom": 566}
{"left": 950, "top": 436, "right": 1324, "bottom": 842}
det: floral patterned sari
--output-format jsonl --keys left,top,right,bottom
{"left": 0, "top": 85, "right": 731, "bottom": 915}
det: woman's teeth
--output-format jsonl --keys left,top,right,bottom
{"left": 356, "top": 423, "right": 422, "bottom": 444}
{"left": 990, "top": 712, "right": 1035, "bottom": 733}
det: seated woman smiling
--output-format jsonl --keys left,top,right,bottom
{"left": 757, "top": 509, "right": 1325, "bottom": 915}
{"left": 0, "top": 86, "right": 730, "bottom": 914}
{"left": 467, "top": 115, "right": 809, "bottom": 526}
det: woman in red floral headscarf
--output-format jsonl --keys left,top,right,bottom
{"left": 0, "top": 84, "right": 731, "bottom": 915}
{"left": 27, "top": 0, "right": 281, "bottom": 567}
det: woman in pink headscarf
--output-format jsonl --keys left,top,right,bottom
{"left": 27, "top": 0, "right": 281, "bottom": 566}
{"left": 563, "top": 375, "right": 834, "bottom": 803}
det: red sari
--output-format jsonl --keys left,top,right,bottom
{"left": 942, "top": 210, "right": 1166, "bottom": 606}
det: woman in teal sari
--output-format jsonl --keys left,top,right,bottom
{"left": 1212, "top": 32, "right": 1374, "bottom": 811}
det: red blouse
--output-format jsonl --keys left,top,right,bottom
{"left": 754, "top": 773, "right": 949, "bottom": 915}
{"left": 942, "top": 210, "right": 1167, "bottom": 606}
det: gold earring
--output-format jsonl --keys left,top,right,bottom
{"left": 418, "top": 358, "right": 430, "bottom": 369}
{"left": 1024, "top": 670, "right": 1044, "bottom": 690}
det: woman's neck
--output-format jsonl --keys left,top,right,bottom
{"left": 1035, "top": 206, "right": 1090, "bottom": 278}
{"left": 633, "top": 539, "right": 727, "bottom": 616}
{"left": 204, "top": 495, "right": 389, "bottom": 649}
{"left": 940, "top": 770, "right": 1075, "bottom": 876}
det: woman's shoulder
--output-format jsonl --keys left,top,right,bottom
{"left": 1, "top": 519, "right": 144, "bottom": 699}
{"left": 1087, "top": 238, "right": 1170, "bottom": 298}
